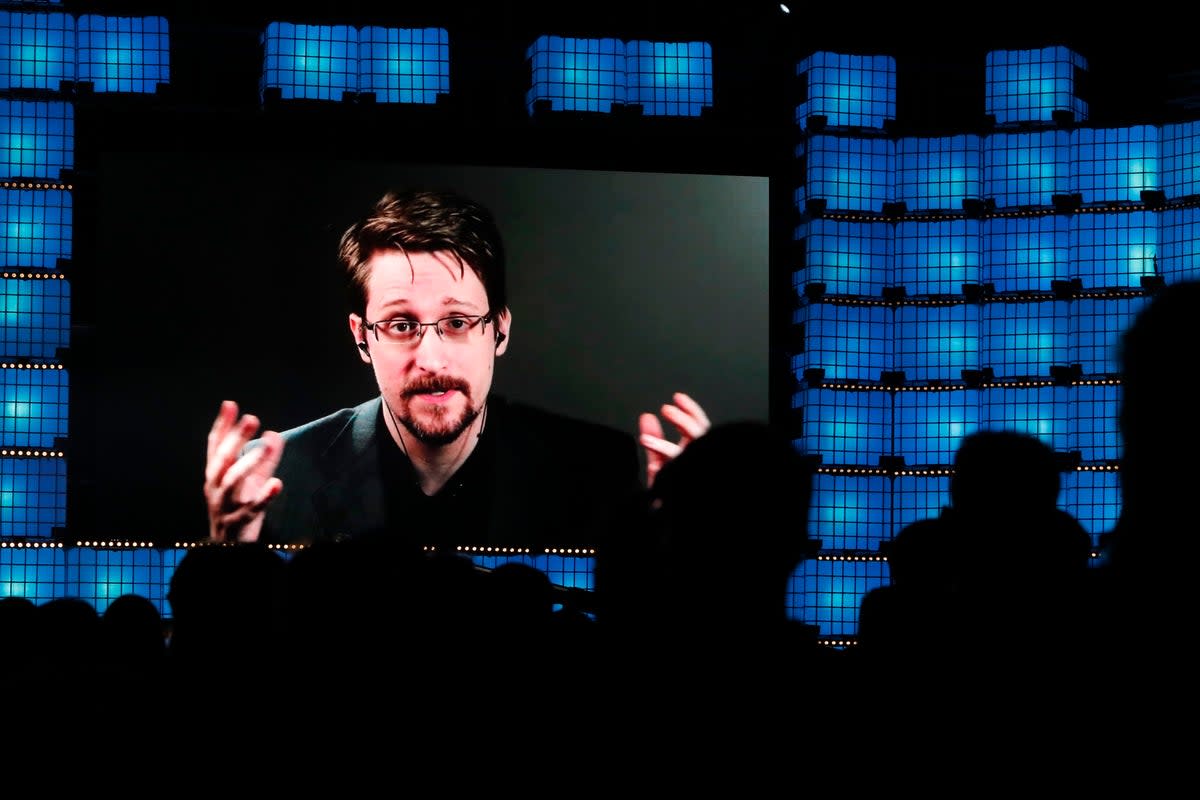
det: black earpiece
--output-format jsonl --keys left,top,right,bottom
{"left": 495, "top": 331, "right": 506, "bottom": 346}
{"left": 357, "top": 341, "right": 371, "bottom": 360}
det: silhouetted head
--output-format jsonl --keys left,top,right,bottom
{"left": 950, "top": 429, "right": 1062, "bottom": 519}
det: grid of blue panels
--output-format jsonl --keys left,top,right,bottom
{"left": 895, "top": 135, "right": 983, "bottom": 211}
{"left": 625, "top": 40, "right": 712, "bottom": 117}
{"left": 794, "top": 301, "right": 889, "bottom": 381}
{"left": 1, "top": 187, "right": 71, "bottom": 269}
{"left": 1072, "top": 126, "right": 1159, "bottom": 204}
{"left": 796, "top": 135, "right": 894, "bottom": 213}
{"left": 809, "top": 472, "right": 891, "bottom": 551}
{"left": 985, "top": 46, "right": 1088, "bottom": 125}
{"left": 982, "top": 385, "right": 1071, "bottom": 451}
{"left": 525, "top": 36, "right": 626, "bottom": 113}
{"left": 261, "top": 22, "right": 357, "bottom": 101}
{"left": 1061, "top": 469, "right": 1121, "bottom": 549}
{"left": 983, "top": 130, "right": 1072, "bottom": 208}
{"left": 893, "top": 303, "right": 980, "bottom": 382}
{"left": 794, "top": 218, "right": 891, "bottom": 296}
{"left": 69, "top": 547, "right": 165, "bottom": 614}
{"left": 1, "top": 275, "right": 69, "bottom": 360}
{"left": 1158, "top": 206, "right": 1200, "bottom": 284}
{"left": 75, "top": 15, "right": 168, "bottom": 93}
{"left": 892, "top": 473, "right": 952, "bottom": 537}
{"left": 982, "top": 214, "right": 1070, "bottom": 292}
{"left": 0, "top": 10, "right": 74, "bottom": 91}
{"left": 893, "top": 219, "right": 981, "bottom": 294}
{"left": 794, "top": 387, "right": 890, "bottom": 466}
{"left": 468, "top": 552, "right": 595, "bottom": 592}
{"left": 0, "top": 544, "right": 65, "bottom": 601}
{"left": 893, "top": 388, "right": 981, "bottom": 466}
{"left": 1161, "top": 120, "right": 1200, "bottom": 200}
{"left": 358, "top": 26, "right": 449, "bottom": 104}
{"left": 1070, "top": 383, "right": 1122, "bottom": 462}
{"left": 1071, "top": 296, "right": 1150, "bottom": 376}
{"left": 794, "top": 51, "right": 895, "bottom": 130}
{"left": 0, "top": 99, "right": 72, "bottom": 181}
{"left": 788, "top": 557, "right": 888, "bottom": 637}
{"left": 981, "top": 298, "right": 1070, "bottom": 378}
{"left": 1, "top": 365, "right": 67, "bottom": 448}
{"left": 0, "top": 458, "right": 64, "bottom": 539}
{"left": 1070, "top": 211, "right": 1158, "bottom": 288}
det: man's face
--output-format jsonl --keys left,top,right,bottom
{"left": 349, "top": 249, "right": 510, "bottom": 446}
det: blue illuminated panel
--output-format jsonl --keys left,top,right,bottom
{"left": 1154, "top": 207, "right": 1200, "bottom": 284}
{"left": 1, "top": 187, "right": 71, "bottom": 269}
{"left": 794, "top": 218, "right": 891, "bottom": 297}
{"left": 893, "top": 387, "right": 981, "bottom": 466}
{"left": 809, "top": 472, "right": 891, "bottom": 551}
{"left": 983, "top": 130, "right": 1072, "bottom": 209}
{"left": 796, "top": 135, "right": 894, "bottom": 213}
{"left": 1161, "top": 120, "right": 1200, "bottom": 200}
{"left": 1, "top": 275, "right": 69, "bottom": 360}
{"left": 982, "top": 298, "right": 1070, "bottom": 378}
{"left": 985, "top": 46, "right": 1088, "bottom": 125}
{"left": 525, "top": 36, "right": 625, "bottom": 113}
{"left": 1071, "top": 295, "right": 1150, "bottom": 376}
{"left": 1070, "top": 383, "right": 1122, "bottom": 463}
{"left": 261, "top": 22, "right": 357, "bottom": 101}
{"left": 1072, "top": 126, "right": 1159, "bottom": 204}
{"left": 468, "top": 552, "right": 595, "bottom": 593}
{"left": 358, "top": 26, "right": 449, "bottom": 104}
{"left": 794, "top": 387, "right": 890, "bottom": 466}
{"left": 0, "top": 543, "right": 65, "bottom": 600}
{"left": 892, "top": 473, "right": 951, "bottom": 536}
{"left": 893, "top": 219, "right": 981, "bottom": 294}
{"left": 625, "top": 40, "right": 711, "bottom": 117}
{"left": 68, "top": 547, "right": 165, "bottom": 614}
{"left": 788, "top": 557, "right": 888, "bottom": 637}
{"left": 795, "top": 51, "right": 895, "bottom": 130}
{"left": 895, "top": 135, "right": 983, "bottom": 212}
{"left": 982, "top": 214, "right": 1070, "bottom": 293}
{"left": 1070, "top": 211, "right": 1157, "bottom": 289}
{"left": 0, "top": 458, "right": 64, "bottom": 539}
{"left": 982, "top": 386, "right": 1072, "bottom": 452}
{"left": 1, "top": 365, "right": 67, "bottom": 448}
{"left": 893, "top": 302, "right": 980, "bottom": 382}
{"left": 75, "top": 15, "right": 168, "bottom": 93}
{"left": 794, "top": 301, "right": 890, "bottom": 381}
{"left": 0, "top": 10, "right": 74, "bottom": 91}
{"left": 1061, "top": 468, "right": 1121, "bottom": 549}
{"left": 0, "top": 99, "right": 73, "bottom": 181}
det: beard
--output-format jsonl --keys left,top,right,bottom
{"left": 393, "top": 376, "right": 481, "bottom": 446}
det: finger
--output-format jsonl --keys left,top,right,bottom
{"left": 248, "top": 476, "right": 283, "bottom": 511}
{"left": 206, "top": 400, "right": 239, "bottom": 462}
{"left": 638, "top": 411, "right": 664, "bottom": 440}
{"left": 639, "top": 433, "right": 684, "bottom": 461}
{"left": 214, "top": 435, "right": 276, "bottom": 502}
{"left": 659, "top": 402, "right": 709, "bottom": 443}
{"left": 672, "top": 392, "right": 711, "bottom": 430}
{"left": 204, "top": 414, "right": 261, "bottom": 487}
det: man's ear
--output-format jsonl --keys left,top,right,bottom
{"left": 494, "top": 308, "right": 512, "bottom": 356}
{"left": 349, "top": 314, "right": 372, "bottom": 364}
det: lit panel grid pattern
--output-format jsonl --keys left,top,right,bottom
{"left": 1161, "top": 120, "right": 1200, "bottom": 200}
{"left": 0, "top": 11, "right": 74, "bottom": 91}
{"left": 1061, "top": 468, "right": 1121, "bottom": 549}
{"left": 1071, "top": 295, "right": 1150, "bottom": 376}
{"left": 1, "top": 187, "right": 71, "bottom": 269}
{"left": 808, "top": 472, "right": 891, "bottom": 551}
{"left": 1156, "top": 206, "right": 1200, "bottom": 284}
{"left": 895, "top": 135, "right": 983, "bottom": 212}
{"left": 893, "top": 219, "right": 982, "bottom": 295}
{"left": 261, "top": 22, "right": 357, "bottom": 101}
{"left": 983, "top": 130, "right": 1072, "bottom": 209}
{"left": 625, "top": 40, "right": 712, "bottom": 117}
{"left": 797, "top": 135, "right": 894, "bottom": 213}
{"left": 1070, "top": 211, "right": 1158, "bottom": 289}
{"left": 794, "top": 51, "right": 896, "bottom": 129}
{"left": 75, "top": 15, "right": 168, "bottom": 93}
{"left": 893, "top": 302, "right": 980, "bottom": 382}
{"left": 788, "top": 557, "right": 888, "bottom": 637}
{"left": 67, "top": 546, "right": 164, "bottom": 614}
{"left": 981, "top": 385, "right": 1072, "bottom": 452}
{"left": 468, "top": 552, "right": 595, "bottom": 592}
{"left": 793, "top": 387, "right": 890, "bottom": 466}
{"left": 0, "top": 99, "right": 72, "bottom": 181}
{"left": 1, "top": 275, "right": 69, "bottom": 360}
{"left": 985, "top": 46, "right": 1088, "bottom": 125}
{"left": 0, "top": 544, "right": 65, "bottom": 600}
{"left": 893, "top": 388, "right": 981, "bottom": 467}
{"left": 892, "top": 473, "right": 952, "bottom": 538}
{"left": 1072, "top": 125, "right": 1159, "bottom": 204}
{"left": 982, "top": 214, "right": 1071, "bottom": 292}
{"left": 793, "top": 301, "right": 890, "bottom": 381}
{"left": 1, "top": 366, "right": 66, "bottom": 448}
{"left": 981, "top": 298, "right": 1070, "bottom": 378}
{"left": 794, "top": 218, "right": 891, "bottom": 297}
{"left": 0, "top": 458, "right": 64, "bottom": 539}
{"left": 525, "top": 36, "right": 625, "bottom": 113}
{"left": 1069, "top": 383, "right": 1122, "bottom": 463}
{"left": 358, "top": 27, "right": 449, "bottom": 104}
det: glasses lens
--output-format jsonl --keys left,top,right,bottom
{"left": 439, "top": 316, "right": 478, "bottom": 339}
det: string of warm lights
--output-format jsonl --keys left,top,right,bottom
{"left": 1, "top": 272, "right": 67, "bottom": 280}
{"left": 0, "top": 362, "right": 64, "bottom": 369}
{"left": 0, "top": 448, "right": 65, "bottom": 457}
{"left": 817, "top": 463, "right": 1119, "bottom": 477}
{"left": 0, "top": 181, "right": 73, "bottom": 191}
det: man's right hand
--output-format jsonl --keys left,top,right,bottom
{"left": 204, "top": 400, "right": 285, "bottom": 543}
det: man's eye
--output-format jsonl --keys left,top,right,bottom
{"left": 443, "top": 317, "right": 471, "bottom": 331}
{"left": 388, "top": 321, "right": 418, "bottom": 334}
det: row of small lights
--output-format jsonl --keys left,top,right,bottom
{"left": 1, "top": 363, "right": 64, "bottom": 369}
{"left": 820, "top": 202, "right": 1182, "bottom": 224}
{"left": 0, "top": 449, "right": 64, "bottom": 457}
{"left": 1, "top": 181, "right": 73, "bottom": 191}
{"left": 2, "top": 272, "right": 67, "bottom": 280}
{"left": 814, "top": 289, "right": 1152, "bottom": 306}
{"left": 807, "top": 378, "right": 1117, "bottom": 391}
{"left": 818, "top": 464, "right": 1119, "bottom": 476}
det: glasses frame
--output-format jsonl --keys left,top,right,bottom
{"left": 362, "top": 312, "right": 494, "bottom": 346}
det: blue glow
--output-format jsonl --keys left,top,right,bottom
{"left": 76, "top": 15, "right": 169, "bottom": 93}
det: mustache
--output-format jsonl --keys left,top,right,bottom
{"left": 403, "top": 377, "right": 470, "bottom": 397}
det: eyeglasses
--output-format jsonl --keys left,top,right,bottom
{"left": 362, "top": 314, "right": 493, "bottom": 346}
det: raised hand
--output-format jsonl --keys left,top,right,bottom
{"left": 638, "top": 391, "right": 712, "bottom": 488}
{"left": 204, "top": 400, "right": 285, "bottom": 543}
